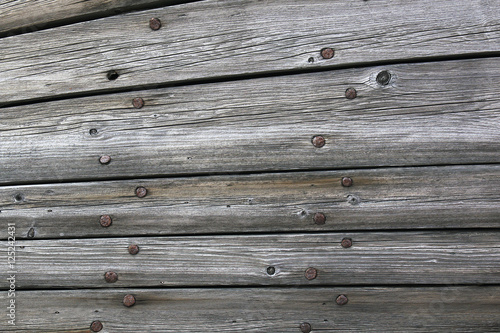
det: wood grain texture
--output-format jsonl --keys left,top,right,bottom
{"left": 1, "top": 287, "right": 499, "bottom": 332}
{"left": 1, "top": 165, "right": 499, "bottom": 240}
{"left": 1, "top": 58, "right": 500, "bottom": 184}
{"left": 1, "top": 231, "right": 499, "bottom": 289}
{"left": 0, "top": 0, "right": 194, "bottom": 36}
{"left": 0, "top": 0, "right": 499, "bottom": 104}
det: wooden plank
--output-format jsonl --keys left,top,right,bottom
{"left": 1, "top": 231, "right": 499, "bottom": 289}
{"left": 1, "top": 165, "right": 499, "bottom": 240}
{"left": 0, "top": 0, "right": 195, "bottom": 37}
{"left": 1, "top": 58, "right": 500, "bottom": 184}
{"left": 0, "top": 0, "right": 498, "bottom": 104}
{"left": 1, "top": 287, "right": 499, "bottom": 332}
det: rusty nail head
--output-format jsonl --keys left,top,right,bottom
{"left": 341, "top": 177, "right": 353, "bottom": 187}
{"left": 99, "top": 155, "right": 111, "bottom": 165}
{"left": 300, "top": 322, "right": 312, "bottom": 333}
{"left": 100, "top": 215, "right": 112, "bottom": 227}
{"left": 132, "top": 97, "right": 144, "bottom": 109}
{"left": 376, "top": 70, "right": 391, "bottom": 85}
{"left": 345, "top": 87, "right": 357, "bottom": 99}
{"left": 128, "top": 244, "right": 140, "bottom": 255}
{"left": 90, "top": 320, "right": 103, "bottom": 332}
{"left": 312, "top": 135, "right": 325, "bottom": 148}
{"left": 123, "top": 294, "right": 136, "bottom": 307}
{"left": 320, "top": 48, "right": 335, "bottom": 59}
{"left": 341, "top": 238, "right": 352, "bottom": 248}
{"left": 336, "top": 294, "right": 348, "bottom": 305}
{"left": 135, "top": 186, "right": 148, "bottom": 198}
{"left": 313, "top": 212, "right": 326, "bottom": 225}
{"left": 305, "top": 267, "right": 318, "bottom": 280}
{"left": 104, "top": 271, "right": 118, "bottom": 283}
{"left": 150, "top": 18, "right": 162, "bottom": 30}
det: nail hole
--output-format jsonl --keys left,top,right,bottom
{"left": 89, "top": 128, "right": 98, "bottom": 136}
{"left": 107, "top": 70, "right": 119, "bottom": 81}
{"left": 226, "top": 205, "right": 231, "bottom": 208}
{"left": 266, "top": 266, "right": 276, "bottom": 275}
{"left": 308, "top": 57, "right": 314, "bottom": 63}
{"left": 376, "top": 70, "right": 391, "bottom": 85}
{"left": 14, "top": 193, "right": 25, "bottom": 202}
{"left": 47, "top": 209, "right": 52, "bottom": 212}
{"left": 54, "top": 311, "right": 59, "bottom": 314}
{"left": 347, "top": 194, "right": 360, "bottom": 205}
{"left": 27, "top": 227, "right": 35, "bottom": 238}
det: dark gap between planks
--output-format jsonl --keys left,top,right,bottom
{"left": 1, "top": 161, "right": 500, "bottom": 187}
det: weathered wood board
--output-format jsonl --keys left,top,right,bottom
{"left": 0, "top": 0, "right": 194, "bottom": 36}
{"left": 0, "top": 0, "right": 499, "bottom": 104}
{"left": 1, "top": 165, "right": 499, "bottom": 239}
{"left": 1, "top": 287, "right": 499, "bottom": 332}
{"left": 2, "top": 231, "right": 499, "bottom": 289}
{"left": 1, "top": 58, "right": 500, "bottom": 184}
{"left": 1, "top": 0, "right": 499, "bottom": 331}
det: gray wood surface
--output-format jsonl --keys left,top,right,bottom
{"left": 1, "top": 287, "right": 499, "bottom": 332}
{"left": 1, "top": 165, "right": 499, "bottom": 239}
{"left": 2, "top": 231, "right": 499, "bottom": 289}
{"left": 2, "top": 58, "right": 500, "bottom": 184}
{"left": 0, "top": 0, "right": 193, "bottom": 36}
{"left": 0, "top": 0, "right": 498, "bottom": 104}
{"left": 1, "top": 0, "right": 499, "bottom": 331}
